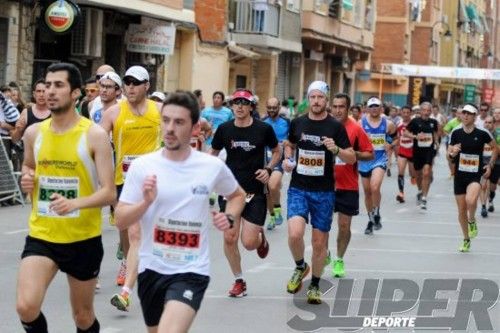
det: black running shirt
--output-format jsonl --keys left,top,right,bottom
{"left": 406, "top": 117, "right": 439, "bottom": 152}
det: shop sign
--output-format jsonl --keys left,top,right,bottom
{"left": 464, "top": 84, "right": 476, "bottom": 103}
{"left": 43, "top": 0, "right": 80, "bottom": 34}
{"left": 126, "top": 24, "right": 176, "bottom": 55}
{"left": 407, "top": 76, "right": 425, "bottom": 106}
{"left": 482, "top": 88, "right": 494, "bottom": 104}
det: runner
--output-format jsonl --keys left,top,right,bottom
{"left": 115, "top": 90, "right": 246, "bottom": 333}
{"left": 386, "top": 105, "right": 401, "bottom": 177}
{"left": 404, "top": 101, "right": 439, "bottom": 210}
{"left": 443, "top": 106, "right": 463, "bottom": 178}
{"left": 479, "top": 116, "right": 495, "bottom": 218}
{"left": 262, "top": 96, "right": 290, "bottom": 230}
{"left": 447, "top": 104, "right": 497, "bottom": 252}
{"left": 283, "top": 81, "right": 355, "bottom": 304}
{"left": 84, "top": 64, "right": 117, "bottom": 120}
{"left": 201, "top": 91, "right": 233, "bottom": 147}
{"left": 91, "top": 72, "right": 122, "bottom": 125}
{"left": 101, "top": 66, "right": 162, "bottom": 311}
{"left": 330, "top": 93, "right": 373, "bottom": 278}
{"left": 475, "top": 102, "right": 490, "bottom": 128}
{"left": 358, "top": 97, "right": 396, "bottom": 235}
{"left": 430, "top": 104, "right": 446, "bottom": 149}
{"left": 16, "top": 62, "right": 115, "bottom": 333}
{"left": 210, "top": 89, "right": 280, "bottom": 297}
{"left": 395, "top": 105, "right": 416, "bottom": 203}
{"left": 11, "top": 79, "right": 51, "bottom": 142}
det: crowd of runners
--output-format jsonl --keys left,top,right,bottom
{"left": 0, "top": 62, "right": 498, "bottom": 332}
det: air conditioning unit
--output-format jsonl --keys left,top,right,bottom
{"left": 71, "top": 8, "right": 103, "bottom": 57}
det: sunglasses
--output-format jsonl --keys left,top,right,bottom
{"left": 85, "top": 88, "right": 98, "bottom": 94}
{"left": 123, "top": 78, "right": 147, "bottom": 86}
{"left": 462, "top": 111, "right": 476, "bottom": 115}
{"left": 368, "top": 104, "right": 380, "bottom": 108}
{"left": 232, "top": 99, "right": 251, "bottom": 106}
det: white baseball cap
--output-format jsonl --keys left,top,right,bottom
{"left": 307, "top": 81, "right": 329, "bottom": 97}
{"left": 367, "top": 97, "right": 382, "bottom": 107}
{"left": 462, "top": 104, "right": 478, "bottom": 114}
{"left": 150, "top": 91, "right": 166, "bottom": 102}
{"left": 99, "top": 72, "right": 122, "bottom": 87}
{"left": 124, "top": 66, "right": 149, "bottom": 82}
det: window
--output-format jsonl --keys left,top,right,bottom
{"left": 341, "top": 0, "right": 354, "bottom": 23}
{"left": 286, "top": 0, "right": 300, "bottom": 12}
{"left": 315, "top": 0, "right": 330, "bottom": 15}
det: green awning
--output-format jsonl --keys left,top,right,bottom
{"left": 466, "top": 4, "right": 484, "bottom": 34}
{"left": 342, "top": 0, "right": 353, "bottom": 11}
{"left": 465, "top": 4, "right": 476, "bottom": 21}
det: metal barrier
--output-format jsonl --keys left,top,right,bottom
{"left": 0, "top": 138, "right": 25, "bottom": 206}
{"left": 234, "top": 0, "right": 280, "bottom": 37}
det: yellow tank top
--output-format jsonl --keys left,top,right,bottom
{"left": 113, "top": 99, "right": 161, "bottom": 185}
{"left": 30, "top": 117, "right": 101, "bottom": 243}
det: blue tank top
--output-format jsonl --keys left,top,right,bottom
{"left": 358, "top": 116, "right": 388, "bottom": 172}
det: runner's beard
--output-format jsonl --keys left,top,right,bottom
{"left": 49, "top": 100, "right": 73, "bottom": 114}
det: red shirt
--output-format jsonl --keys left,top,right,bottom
{"left": 334, "top": 117, "right": 373, "bottom": 191}
{"left": 397, "top": 121, "right": 413, "bottom": 158}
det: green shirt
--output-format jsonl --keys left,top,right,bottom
{"left": 443, "top": 117, "right": 461, "bottom": 134}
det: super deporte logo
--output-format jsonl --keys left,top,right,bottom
{"left": 300, "top": 133, "right": 322, "bottom": 146}
{"left": 230, "top": 140, "right": 256, "bottom": 151}
{"left": 288, "top": 278, "right": 499, "bottom": 332}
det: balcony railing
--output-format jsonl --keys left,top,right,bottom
{"left": 234, "top": 0, "right": 280, "bottom": 37}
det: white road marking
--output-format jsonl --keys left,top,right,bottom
{"left": 101, "top": 328, "right": 122, "bottom": 333}
{"left": 4, "top": 228, "right": 29, "bottom": 235}
{"left": 247, "top": 262, "right": 274, "bottom": 273}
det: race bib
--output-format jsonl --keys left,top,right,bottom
{"left": 400, "top": 137, "right": 413, "bottom": 149}
{"left": 483, "top": 144, "right": 493, "bottom": 158}
{"left": 417, "top": 133, "right": 433, "bottom": 147}
{"left": 37, "top": 176, "right": 79, "bottom": 218}
{"left": 458, "top": 153, "right": 479, "bottom": 173}
{"left": 152, "top": 217, "right": 202, "bottom": 264}
{"left": 122, "top": 155, "right": 139, "bottom": 180}
{"left": 335, "top": 155, "right": 346, "bottom": 166}
{"left": 370, "top": 133, "right": 386, "bottom": 151}
{"left": 297, "top": 149, "right": 325, "bottom": 176}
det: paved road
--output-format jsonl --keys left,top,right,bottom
{"left": 1, "top": 150, "right": 499, "bottom": 332}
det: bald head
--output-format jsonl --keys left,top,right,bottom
{"left": 96, "top": 64, "right": 115, "bottom": 76}
{"left": 266, "top": 97, "right": 280, "bottom": 119}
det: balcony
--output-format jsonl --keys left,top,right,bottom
{"left": 234, "top": 0, "right": 280, "bottom": 37}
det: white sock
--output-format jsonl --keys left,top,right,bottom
{"left": 235, "top": 273, "right": 243, "bottom": 280}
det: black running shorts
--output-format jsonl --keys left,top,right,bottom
{"left": 218, "top": 193, "right": 267, "bottom": 226}
{"left": 21, "top": 235, "right": 103, "bottom": 281}
{"left": 454, "top": 176, "right": 481, "bottom": 195}
{"left": 334, "top": 190, "right": 359, "bottom": 216}
{"left": 138, "top": 269, "right": 210, "bottom": 327}
{"left": 413, "top": 149, "right": 436, "bottom": 171}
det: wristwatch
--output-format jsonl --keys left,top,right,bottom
{"left": 225, "top": 214, "right": 235, "bottom": 228}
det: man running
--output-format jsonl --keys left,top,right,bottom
{"left": 11, "top": 79, "right": 51, "bottom": 142}
{"left": 358, "top": 97, "right": 396, "bottom": 235}
{"left": 395, "top": 105, "right": 416, "bottom": 203}
{"left": 201, "top": 91, "right": 233, "bottom": 147}
{"left": 479, "top": 116, "right": 496, "bottom": 218}
{"left": 262, "top": 96, "right": 290, "bottom": 230}
{"left": 210, "top": 89, "right": 280, "bottom": 297}
{"left": 404, "top": 101, "right": 439, "bottom": 210}
{"left": 91, "top": 72, "right": 122, "bottom": 125}
{"left": 330, "top": 93, "right": 373, "bottom": 278}
{"left": 115, "top": 90, "right": 246, "bottom": 333}
{"left": 101, "top": 66, "right": 162, "bottom": 311}
{"left": 447, "top": 104, "right": 497, "bottom": 252}
{"left": 16, "top": 63, "right": 115, "bottom": 333}
{"left": 283, "top": 81, "right": 355, "bottom": 304}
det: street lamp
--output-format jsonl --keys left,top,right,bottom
{"left": 429, "top": 20, "right": 452, "bottom": 47}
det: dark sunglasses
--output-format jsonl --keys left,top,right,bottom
{"left": 124, "top": 78, "right": 147, "bottom": 86}
{"left": 232, "top": 98, "right": 251, "bottom": 106}
{"left": 369, "top": 104, "right": 380, "bottom": 108}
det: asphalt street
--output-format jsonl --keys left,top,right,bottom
{"left": 1, "top": 149, "right": 499, "bottom": 332}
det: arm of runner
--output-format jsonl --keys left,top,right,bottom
{"left": 10, "top": 108, "right": 28, "bottom": 142}
{"left": 212, "top": 185, "right": 245, "bottom": 231}
{"left": 356, "top": 128, "right": 375, "bottom": 161}
{"left": 20, "top": 123, "right": 39, "bottom": 194}
{"left": 100, "top": 103, "right": 119, "bottom": 132}
{"left": 49, "top": 125, "right": 116, "bottom": 215}
{"left": 282, "top": 140, "right": 296, "bottom": 172}
{"left": 115, "top": 175, "right": 156, "bottom": 230}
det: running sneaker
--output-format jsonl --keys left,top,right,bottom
{"left": 396, "top": 192, "right": 405, "bottom": 203}
{"left": 307, "top": 284, "right": 322, "bottom": 304}
{"left": 416, "top": 192, "right": 422, "bottom": 205}
{"left": 364, "top": 221, "right": 373, "bottom": 235}
{"left": 267, "top": 215, "right": 276, "bottom": 231}
{"left": 459, "top": 239, "right": 471, "bottom": 253}
{"left": 481, "top": 206, "right": 488, "bottom": 218}
{"left": 420, "top": 200, "right": 427, "bottom": 210}
{"left": 332, "top": 259, "right": 345, "bottom": 278}
{"left": 373, "top": 215, "right": 382, "bottom": 230}
{"left": 287, "top": 263, "right": 310, "bottom": 294}
{"left": 229, "top": 279, "right": 247, "bottom": 297}
{"left": 257, "top": 230, "right": 269, "bottom": 258}
{"left": 116, "top": 261, "right": 126, "bottom": 286}
{"left": 116, "top": 242, "right": 124, "bottom": 260}
{"left": 274, "top": 207, "right": 283, "bottom": 225}
{"left": 488, "top": 203, "right": 494, "bottom": 213}
{"left": 468, "top": 221, "right": 478, "bottom": 239}
{"left": 110, "top": 292, "right": 130, "bottom": 311}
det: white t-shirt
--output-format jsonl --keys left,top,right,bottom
{"left": 120, "top": 149, "right": 238, "bottom": 277}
